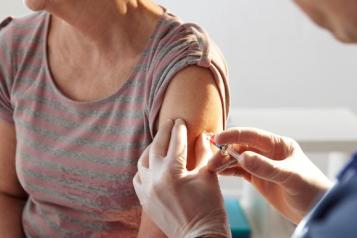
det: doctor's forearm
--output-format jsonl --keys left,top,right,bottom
{"left": 0, "top": 193, "right": 26, "bottom": 238}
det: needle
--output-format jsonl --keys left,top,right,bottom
{"left": 209, "top": 135, "right": 242, "bottom": 173}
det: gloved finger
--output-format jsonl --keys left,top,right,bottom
{"left": 138, "top": 146, "right": 150, "bottom": 170}
{"left": 150, "top": 120, "right": 175, "bottom": 168}
{"left": 136, "top": 157, "right": 156, "bottom": 205}
{"left": 239, "top": 151, "right": 287, "bottom": 184}
{"left": 137, "top": 147, "right": 151, "bottom": 183}
{"left": 207, "top": 152, "right": 238, "bottom": 172}
{"left": 137, "top": 157, "right": 151, "bottom": 184}
{"left": 207, "top": 151, "right": 229, "bottom": 172}
{"left": 232, "top": 144, "right": 262, "bottom": 155}
{"left": 206, "top": 143, "right": 266, "bottom": 176}
{"left": 194, "top": 133, "right": 214, "bottom": 170}
{"left": 167, "top": 119, "right": 188, "bottom": 174}
{"left": 133, "top": 173, "right": 144, "bottom": 200}
{"left": 133, "top": 171, "right": 142, "bottom": 186}
{"left": 207, "top": 152, "right": 249, "bottom": 177}
{"left": 133, "top": 173, "right": 149, "bottom": 206}
{"left": 215, "top": 127, "right": 284, "bottom": 157}
{"left": 217, "top": 166, "right": 252, "bottom": 181}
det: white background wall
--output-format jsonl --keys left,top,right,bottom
{"left": 156, "top": 0, "right": 357, "bottom": 111}
{"left": 2, "top": 0, "right": 357, "bottom": 111}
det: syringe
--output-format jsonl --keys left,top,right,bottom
{"left": 209, "top": 135, "right": 243, "bottom": 173}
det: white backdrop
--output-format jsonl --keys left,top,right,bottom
{"left": 2, "top": 0, "right": 357, "bottom": 111}
{"left": 155, "top": 0, "right": 357, "bottom": 111}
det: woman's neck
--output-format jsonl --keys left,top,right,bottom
{"left": 46, "top": 0, "right": 164, "bottom": 56}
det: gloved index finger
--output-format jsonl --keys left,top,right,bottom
{"left": 215, "top": 127, "right": 282, "bottom": 157}
{"left": 167, "top": 119, "right": 188, "bottom": 173}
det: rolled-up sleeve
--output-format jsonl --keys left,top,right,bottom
{"left": 0, "top": 17, "right": 14, "bottom": 124}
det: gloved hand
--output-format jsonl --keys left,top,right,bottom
{"left": 133, "top": 119, "right": 231, "bottom": 238}
{"left": 208, "top": 127, "right": 333, "bottom": 224}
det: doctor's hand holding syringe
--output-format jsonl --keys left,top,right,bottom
{"left": 133, "top": 119, "right": 333, "bottom": 238}
{"left": 208, "top": 126, "right": 333, "bottom": 224}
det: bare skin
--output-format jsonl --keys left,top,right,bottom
{"left": 45, "top": 0, "right": 164, "bottom": 102}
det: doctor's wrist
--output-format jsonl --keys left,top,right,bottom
{"left": 182, "top": 208, "right": 231, "bottom": 238}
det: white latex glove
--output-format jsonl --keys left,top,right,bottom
{"left": 208, "top": 127, "right": 333, "bottom": 224}
{"left": 133, "top": 119, "right": 231, "bottom": 238}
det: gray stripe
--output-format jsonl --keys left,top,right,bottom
{"left": 16, "top": 73, "right": 146, "bottom": 91}
{"left": 16, "top": 62, "right": 42, "bottom": 74}
{"left": 16, "top": 93, "right": 145, "bottom": 120}
{"left": 20, "top": 88, "right": 144, "bottom": 104}
{"left": 17, "top": 119, "right": 146, "bottom": 151}
{"left": 0, "top": 43, "right": 10, "bottom": 61}
{"left": 13, "top": 44, "right": 44, "bottom": 61}
{"left": 37, "top": 206, "right": 73, "bottom": 238}
{"left": 17, "top": 107, "right": 145, "bottom": 135}
{"left": 21, "top": 152, "right": 136, "bottom": 182}
{"left": 12, "top": 33, "right": 45, "bottom": 42}
{"left": 17, "top": 70, "right": 146, "bottom": 89}
{"left": 13, "top": 49, "right": 43, "bottom": 60}
{"left": 20, "top": 138, "right": 141, "bottom": 167}
{"left": 55, "top": 210, "right": 108, "bottom": 232}
{"left": 11, "top": 20, "right": 45, "bottom": 31}
{"left": 23, "top": 169, "right": 115, "bottom": 197}
{"left": 27, "top": 183, "right": 113, "bottom": 212}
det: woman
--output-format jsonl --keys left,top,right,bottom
{"left": 0, "top": 0, "right": 229, "bottom": 237}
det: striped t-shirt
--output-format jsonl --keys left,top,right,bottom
{"left": 0, "top": 11, "right": 230, "bottom": 237}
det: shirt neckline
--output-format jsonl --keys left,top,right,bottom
{"left": 42, "top": 9, "right": 168, "bottom": 107}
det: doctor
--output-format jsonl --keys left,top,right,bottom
{"left": 133, "top": 0, "right": 357, "bottom": 237}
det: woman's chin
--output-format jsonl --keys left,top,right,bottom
{"left": 24, "top": 0, "right": 47, "bottom": 11}
{"left": 329, "top": 27, "right": 357, "bottom": 44}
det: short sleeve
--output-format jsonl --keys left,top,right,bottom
{"left": 145, "top": 20, "right": 230, "bottom": 138}
{"left": 0, "top": 17, "right": 15, "bottom": 124}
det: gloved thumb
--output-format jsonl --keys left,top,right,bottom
{"left": 240, "top": 151, "right": 287, "bottom": 184}
{"left": 167, "top": 119, "right": 188, "bottom": 176}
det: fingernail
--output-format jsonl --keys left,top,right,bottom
{"left": 175, "top": 118, "right": 186, "bottom": 126}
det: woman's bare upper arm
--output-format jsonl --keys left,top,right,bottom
{"left": 155, "top": 66, "right": 224, "bottom": 170}
{"left": 0, "top": 120, "right": 27, "bottom": 199}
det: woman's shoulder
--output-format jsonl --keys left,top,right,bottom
{"left": 1, "top": 11, "right": 47, "bottom": 31}
{"left": 151, "top": 12, "right": 227, "bottom": 74}
{"left": 0, "top": 11, "right": 48, "bottom": 46}
{"left": 0, "top": 12, "right": 49, "bottom": 91}
{"left": 144, "top": 12, "right": 230, "bottom": 135}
